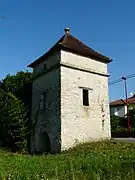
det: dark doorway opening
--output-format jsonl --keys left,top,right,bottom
{"left": 41, "top": 132, "right": 50, "bottom": 154}
{"left": 35, "top": 132, "right": 51, "bottom": 155}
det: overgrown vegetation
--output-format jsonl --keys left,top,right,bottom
{"left": 0, "top": 95, "right": 28, "bottom": 152}
{"left": 111, "top": 105, "right": 135, "bottom": 133}
{"left": 0, "top": 71, "right": 32, "bottom": 152}
{"left": 0, "top": 140, "right": 135, "bottom": 179}
{"left": 2, "top": 71, "right": 32, "bottom": 110}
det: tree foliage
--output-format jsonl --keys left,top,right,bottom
{"left": 2, "top": 71, "right": 32, "bottom": 109}
{"left": 129, "top": 104, "right": 135, "bottom": 127}
{"left": 0, "top": 71, "right": 32, "bottom": 152}
{"left": 0, "top": 87, "right": 28, "bottom": 152}
{"left": 111, "top": 115, "right": 127, "bottom": 132}
{"left": 111, "top": 104, "right": 135, "bottom": 133}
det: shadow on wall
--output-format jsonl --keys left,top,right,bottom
{"left": 32, "top": 109, "right": 61, "bottom": 155}
{"left": 32, "top": 126, "right": 61, "bottom": 155}
{"left": 40, "top": 132, "right": 50, "bottom": 154}
{"left": 34, "top": 132, "right": 51, "bottom": 155}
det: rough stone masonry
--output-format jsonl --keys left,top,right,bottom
{"left": 28, "top": 28, "right": 112, "bottom": 154}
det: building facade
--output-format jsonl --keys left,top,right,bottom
{"left": 28, "top": 28, "right": 112, "bottom": 154}
{"left": 110, "top": 94, "right": 135, "bottom": 117}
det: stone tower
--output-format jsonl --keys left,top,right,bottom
{"left": 28, "top": 28, "right": 112, "bottom": 154}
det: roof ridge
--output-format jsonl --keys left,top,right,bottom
{"left": 61, "top": 33, "right": 109, "bottom": 59}
{"left": 111, "top": 95, "right": 135, "bottom": 102}
{"left": 28, "top": 29, "right": 112, "bottom": 68}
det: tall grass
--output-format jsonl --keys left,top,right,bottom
{"left": 0, "top": 140, "right": 135, "bottom": 179}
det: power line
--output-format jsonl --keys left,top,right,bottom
{"left": 109, "top": 72, "right": 135, "bottom": 86}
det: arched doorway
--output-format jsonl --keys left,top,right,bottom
{"left": 40, "top": 132, "right": 51, "bottom": 154}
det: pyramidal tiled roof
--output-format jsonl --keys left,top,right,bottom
{"left": 28, "top": 28, "right": 112, "bottom": 68}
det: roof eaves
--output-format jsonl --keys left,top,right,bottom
{"left": 27, "top": 43, "right": 62, "bottom": 68}
{"left": 61, "top": 44, "right": 112, "bottom": 63}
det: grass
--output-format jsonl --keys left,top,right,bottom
{"left": 0, "top": 140, "right": 135, "bottom": 179}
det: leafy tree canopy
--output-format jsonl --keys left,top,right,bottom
{"left": 0, "top": 71, "right": 33, "bottom": 152}
{"left": 0, "top": 87, "right": 28, "bottom": 152}
{"left": 1, "top": 71, "right": 32, "bottom": 109}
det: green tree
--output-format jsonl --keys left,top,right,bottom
{"left": 2, "top": 71, "right": 32, "bottom": 109}
{"left": 129, "top": 104, "right": 135, "bottom": 131}
{"left": 0, "top": 87, "right": 28, "bottom": 152}
{"left": 110, "top": 115, "right": 128, "bottom": 132}
{"left": 0, "top": 71, "right": 32, "bottom": 151}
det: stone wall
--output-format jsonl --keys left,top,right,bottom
{"left": 61, "top": 50, "right": 108, "bottom": 75}
{"left": 31, "top": 53, "right": 61, "bottom": 154}
{"left": 33, "top": 51, "right": 60, "bottom": 77}
{"left": 60, "top": 51, "right": 110, "bottom": 150}
{"left": 31, "top": 49, "right": 111, "bottom": 153}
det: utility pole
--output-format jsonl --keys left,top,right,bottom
{"left": 121, "top": 76, "right": 130, "bottom": 134}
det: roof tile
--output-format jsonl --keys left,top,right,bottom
{"left": 28, "top": 29, "right": 112, "bottom": 68}
{"left": 110, "top": 95, "right": 135, "bottom": 105}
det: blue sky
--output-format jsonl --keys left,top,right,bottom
{"left": 0, "top": 0, "right": 135, "bottom": 101}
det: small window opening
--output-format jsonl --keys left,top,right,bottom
{"left": 83, "top": 89, "right": 89, "bottom": 106}
{"left": 39, "top": 94, "right": 44, "bottom": 110}
{"left": 39, "top": 93, "right": 47, "bottom": 110}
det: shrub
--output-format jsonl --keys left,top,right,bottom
{"left": 111, "top": 115, "right": 129, "bottom": 132}
{"left": 0, "top": 71, "right": 32, "bottom": 152}
{"left": 0, "top": 89, "right": 28, "bottom": 152}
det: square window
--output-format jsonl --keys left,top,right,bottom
{"left": 83, "top": 89, "right": 89, "bottom": 106}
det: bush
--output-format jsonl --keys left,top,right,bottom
{"left": 111, "top": 115, "right": 127, "bottom": 131}
{"left": 0, "top": 71, "right": 32, "bottom": 152}
{"left": 111, "top": 115, "right": 121, "bottom": 129}
{"left": 111, "top": 113, "right": 135, "bottom": 134}
{"left": 0, "top": 91, "right": 28, "bottom": 152}
{"left": 111, "top": 126, "right": 128, "bottom": 133}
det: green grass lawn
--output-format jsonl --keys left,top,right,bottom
{"left": 0, "top": 140, "right": 135, "bottom": 180}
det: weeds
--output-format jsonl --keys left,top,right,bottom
{"left": 0, "top": 140, "right": 135, "bottom": 179}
